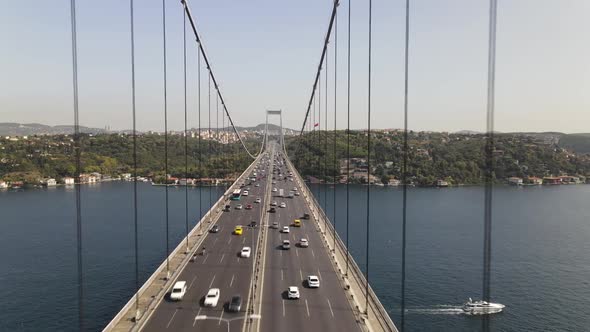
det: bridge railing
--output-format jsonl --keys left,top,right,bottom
{"left": 103, "top": 154, "right": 263, "bottom": 332}
{"left": 285, "top": 155, "right": 398, "bottom": 332}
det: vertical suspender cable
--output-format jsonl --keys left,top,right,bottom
{"left": 333, "top": 12, "right": 338, "bottom": 251}
{"left": 318, "top": 74, "right": 322, "bottom": 218}
{"left": 129, "top": 0, "right": 140, "bottom": 320}
{"left": 162, "top": 0, "right": 171, "bottom": 277}
{"left": 324, "top": 47, "right": 328, "bottom": 222}
{"left": 365, "top": 0, "right": 372, "bottom": 315}
{"left": 198, "top": 46, "right": 202, "bottom": 221}
{"left": 69, "top": 0, "right": 83, "bottom": 329}
{"left": 216, "top": 93, "right": 219, "bottom": 182}
{"left": 183, "top": 4, "right": 190, "bottom": 252}
{"left": 483, "top": 1, "right": 497, "bottom": 331}
{"left": 345, "top": 0, "right": 351, "bottom": 277}
{"left": 208, "top": 75, "right": 212, "bottom": 220}
{"left": 401, "top": 0, "right": 410, "bottom": 330}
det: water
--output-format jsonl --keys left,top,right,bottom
{"left": 1, "top": 183, "right": 589, "bottom": 331}
{"left": 311, "top": 184, "right": 590, "bottom": 332}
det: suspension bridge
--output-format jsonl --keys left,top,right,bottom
{"left": 60, "top": 0, "right": 501, "bottom": 331}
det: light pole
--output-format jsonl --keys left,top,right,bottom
{"left": 194, "top": 314, "right": 261, "bottom": 332}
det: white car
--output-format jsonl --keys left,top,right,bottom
{"left": 240, "top": 247, "right": 251, "bottom": 258}
{"left": 282, "top": 239, "right": 291, "bottom": 250}
{"left": 255, "top": 197, "right": 261, "bottom": 203}
{"left": 307, "top": 275, "right": 320, "bottom": 288}
{"left": 272, "top": 188, "right": 277, "bottom": 192}
{"left": 272, "top": 222, "right": 279, "bottom": 229}
{"left": 294, "top": 191, "right": 300, "bottom": 196}
{"left": 243, "top": 191, "right": 249, "bottom": 196}
{"left": 280, "top": 202, "right": 286, "bottom": 208}
{"left": 287, "top": 286, "right": 300, "bottom": 299}
{"left": 271, "top": 201, "right": 277, "bottom": 206}
{"left": 235, "top": 204, "right": 243, "bottom": 210}
{"left": 255, "top": 183, "right": 260, "bottom": 187}
{"left": 299, "top": 238, "right": 309, "bottom": 248}
{"left": 282, "top": 226, "right": 290, "bottom": 233}
{"left": 272, "top": 181, "right": 277, "bottom": 184}
{"left": 170, "top": 281, "right": 187, "bottom": 301}
{"left": 204, "top": 288, "right": 220, "bottom": 307}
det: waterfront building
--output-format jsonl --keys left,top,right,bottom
{"left": 508, "top": 177, "right": 523, "bottom": 186}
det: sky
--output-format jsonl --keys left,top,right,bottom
{"left": 0, "top": 0, "right": 588, "bottom": 133}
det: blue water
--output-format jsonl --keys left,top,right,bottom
{"left": 1, "top": 183, "right": 589, "bottom": 331}
{"left": 312, "top": 184, "right": 590, "bottom": 332}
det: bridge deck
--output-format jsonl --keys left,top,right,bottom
{"left": 105, "top": 144, "right": 396, "bottom": 332}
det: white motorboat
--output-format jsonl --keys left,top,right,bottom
{"left": 462, "top": 298, "right": 505, "bottom": 314}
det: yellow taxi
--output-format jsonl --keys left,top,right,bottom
{"left": 234, "top": 225, "right": 243, "bottom": 235}
{"left": 293, "top": 219, "right": 301, "bottom": 227}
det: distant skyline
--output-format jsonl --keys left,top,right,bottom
{"left": 1, "top": 1, "right": 588, "bottom": 134}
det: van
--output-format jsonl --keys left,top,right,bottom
{"left": 170, "top": 281, "right": 187, "bottom": 301}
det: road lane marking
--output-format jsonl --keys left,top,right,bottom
{"left": 202, "top": 254, "right": 209, "bottom": 264}
{"left": 281, "top": 269, "right": 284, "bottom": 281}
{"left": 209, "top": 275, "right": 216, "bottom": 288}
{"left": 318, "top": 269, "right": 322, "bottom": 280}
{"left": 188, "top": 276, "right": 197, "bottom": 290}
{"left": 327, "top": 298, "right": 335, "bottom": 317}
{"left": 311, "top": 249, "right": 315, "bottom": 258}
{"left": 242, "top": 237, "right": 246, "bottom": 244}
{"left": 228, "top": 237, "right": 232, "bottom": 245}
{"left": 213, "top": 237, "right": 218, "bottom": 246}
{"left": 230, "top": 274, "right": 235, "bottom": 287}
{"left": 282, "top": 300, "right": 285, "bottom": 317}
{"left": 280, "top": 249, "right": 283, "bottom": 257}
{"left": 299, "top": 269, "right": 303, "bottom": 280}
{"left": 219, "top": 253, "right": 225, "bottom": 264}
{"left": 192, "top": 308, "right": 202, "bottom": 327}
{"left": 296, "top": 248, "right": 299, "bottom": 257}
{"left": 218, "top": 310, "right": 224, "bottom": 325}
{"left": 305, "top": 299, "right": 310, "bottom": 317}
{"left": 166, "top": 308, "right": 178, "bottom": 328}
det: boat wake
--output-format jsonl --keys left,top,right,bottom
{"left": 405, "top": 305, "right": 465, "bottom": 315}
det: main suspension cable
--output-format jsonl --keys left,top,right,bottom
{"left": 182, "top": 0, "right": 260, "bottom": 159}
{"left": 333, "top": 11, "right": 338, "bottom": 251}
{"left": 345, "top": 0, "right": 351, "bottom": 277}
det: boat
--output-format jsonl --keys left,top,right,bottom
{"left": 462, "top": 298, "right": 505, "bottom": 314}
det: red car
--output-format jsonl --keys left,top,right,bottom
{"left": 245, "top": 204, "right": 253, "bottom": 210}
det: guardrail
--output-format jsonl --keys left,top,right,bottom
{"left": 284, "top": 155, "right": 398, "bottom": 332}
{"left": 103, "top": 154, "right": 263, "bottom": 332}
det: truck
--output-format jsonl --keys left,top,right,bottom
{"left": 279, "top": 189, "right": 284, "bottom": 197}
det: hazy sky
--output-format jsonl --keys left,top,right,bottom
{"left": 1, "top": 1, "right": 588, "bottom": 133}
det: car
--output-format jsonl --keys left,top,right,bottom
{"left": 210, "top": 225, "right": 220, "bottom": 233}
{"left": 228, "top": 295, "right": 242, "bottom": 312}
{"left": 272, "top": 222, "right": 279, "bottom": 229}
{"left": 245, "top": 204, "right": 253, "bottom": 210}
{"left": 287, "top": 286, "right": 300, "bottom": 299}
{"left": 307, "top": 275, "right": 320, "bottom": 288}
{"left": 255, "top": 183, "right": 260, "bottom": 187}
{"left": 272, "top": 181, "right": 277, "bottom": 184}
{"left": 299, "top": 238, "right": 309, "bottom": 247}
{"left": 271, "top": 201, "right": 277, "bottom": 206}
{"left": 294, "top": 191, "right": 300, "bottom": 196}
{"left": 293, "top": 219, "right": 301, "bottom": 227}
{"left": 243, "top": 191, "right": 249, "bottom": 196}
{"left": 234, "top": 225, "right": 243, "bottom": 235}
{"left": 248, "top": 220, "right": 257, "bottom": 228}
{"left": 293, "top": 187, "right": 298, "bottom": 191}
{"left": 246, "top": 187, "right": 251, "bottom": 191}
{"left": 272, "top": 187, "right": 277, "bottom": 192}
{"left": 224, "top": 204, "right": 231, "bottom": 212}
{"left": 282, "top": 226, "right": 290, "bottom": 233}
{"left": 255, "top": 198, "right": 261, "bottom": 203}
{"left": 170, "top": 281, "right": 187, "bottom": 301}
{"left": 240, "top": 247, "right": 251, "bottom": 258}
{"left": 303, "top": 213, "right": 310, "bottom": 220}
{"left": 280, "top": 202, "right": 286, "bottom": 208}
{"left": 204, "top": 288, "right": 220, "bottom": 307}
{"left": 269, "top": 207, "right": 276, "bottom": 213}
{"left": 282, "top": 239, "right": 291, "bottom": 250}
{"left": 235, "top": 204, "right": 243, "bottom": 210}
